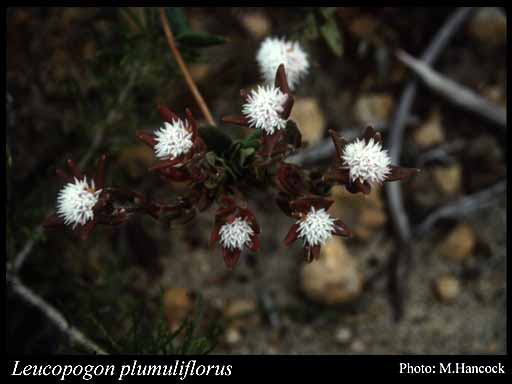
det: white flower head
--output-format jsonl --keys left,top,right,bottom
{"left": 219, "top": 217, "right": 254, "bottom": 251}
{"left": 256, "top": 37, "right": 309, "bottom": 91}
{"left": 341, "top": 138, "right": 392, "bottom": 185}
{"left": 153, "top": 119, "right": 194, "bottom": 160}
{"left": 297, "top": 207, "right": 336, "bottom": 247}
{"left": 56, "top": 177, "right": 102, "bottom": 229}
{"left": 242, "top": 85, "right": 288, "bottom": 135}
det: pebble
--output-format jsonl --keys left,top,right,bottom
{"left": 438, "top": 223, "right": 476, "bottom": 263}
{"left": 240, "top": 12, "right": 271, "bottom": 39}
{"left": 290, "top": 97, "right": 326, "bottom": 146}
{"left": 300, "top": 237, "right": 363, "bottom": 306}
{"left": 163, "top": 287, "right": 192, "bottom": 330}
{"left": 413, "top": 109, "right": 445, "bottom": 149}
{"left": 224, "top": 327, "right": 242, "bottom": 345}
{"left": 354, "top": 93, "right": 394, "bottom": 125}
{"left": 335, "top": 327, "right": 353, "bottom": 344}
{"left": 467, "top": 8, "right": 507, "bottom": 47}
{"left": 432, "top": 163, "right": 462, "bottom": 196}
{"left": 434, "top": 275, "right": 461, "bottom": 303}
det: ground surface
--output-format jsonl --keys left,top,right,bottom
{"left": 6, "top": 7, "right": 507, "bottom": 354}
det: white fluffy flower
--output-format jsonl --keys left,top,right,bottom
{"left": 56, "top": 177, "right": 102, "bottom": 229}
{"left": 256, "top": 37, "right": 309, "bottom": 91}
{"left": 153, "top": 119, "right": 194, "bottom": 160}
{"left": 242, "top": 85, "right": 288, "bottom": 135}
{"left": 219, "top": 217, "right": 254, "bottom": 251}
{"left": 297, "top": 207, "right": 336, "bottom": 247}
{"left": 341, "top": 138, "right": 392, "bottom": 184}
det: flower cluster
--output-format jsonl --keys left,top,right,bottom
{"left": 324, "top": 127, "right": 420, "bottom": 194}
{"left": 45, "top": 34, "right": 419, "bottom": 268}
{"left": 256, "top": 37, "right": 309, "bottom": 91}
{"left": 210, "top": 196, "right": 260, "bottom": 268}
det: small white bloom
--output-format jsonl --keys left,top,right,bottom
{"left": 219, "top": 217, "right": 254, "bottom": 251}
{"left": 256, "top": 37, "right": 309, "bottom": 91}
{"left": 153, "top": 119, "right": 194, "bottom": 160}
{"left": 242, "top": 85, "right": 288, "bottom": 135}
{"left": 341, "top": 138, "right": 392, "bottom": 185}
{"left": 56, "top": 177, "right": 102, "bottom": 229}
{"left": 297, "top": 207, "right": 336, "bottom": 247}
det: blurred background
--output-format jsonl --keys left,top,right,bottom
{"left": 6, "top": 7, "right": 507, "bottom": 354}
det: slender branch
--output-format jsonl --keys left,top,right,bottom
{"left": 11, "top": 226, "right": 43, "bottom": 273}
{"left": 7, "top": 273, "right": 108, "bottom": 355}
{"left": 159, "top": 7, "right": 216, "bottom": 126}
{"left": 415, "top": 139, "right": 465, "bottom": 167}
{"left": 397, "top": 50, "right": 506, "bottom": 128}
{"left": 386, "top": 7, "right": 474, "bottom": 244}
{"left": 414, "top": 180, "right": 506, "bottom": 237}
{"left": 384, "top": 7, "right": 474, "bottom": 321}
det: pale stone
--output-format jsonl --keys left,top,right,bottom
{"left": 414, "top": 109, "right": 445, "bottom": 149}
{"left": 434, "top": 275, "right": 461, "bottom": 303}
{"left": 354, "top": 93, "right": 394, "bottom": 125}
{"left": 240, "top": 13, "right": 271, "bottom": 39}
{"left": 300, "top": 237, "right": 363, "bottom": 305}
{"left": 290, "top": 97, "right": 327, "bottom": 146}
{"left": 438, "top": 223, "right": 476, "bottom": 263}
{"left": 432, "top": 164, "right": 462, "bottom": 196}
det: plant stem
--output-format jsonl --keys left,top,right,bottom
{"left": 159, "top": 7, "right": 216, "bottom": 126}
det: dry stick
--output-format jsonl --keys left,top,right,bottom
{"left": 7, "top": 273, "right": 108, "bottom": 355}
{"left": 11, "top": 227, "right": 43, "bottom": 273}
{"left": 397, "top": 50, "right": 507, "bottom": 128}
{"left": 159, "top": 7, "right": 216, "bottom": 126}
{"left": 385, "top": 7, "right": 474, "bottom": 321}
{"left": 415, "top": 180, "right": 506, "bottom": 237}
{"left": 415, "top": 139, "right": 465, "bottom": 167}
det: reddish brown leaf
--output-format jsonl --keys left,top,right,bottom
{"left": 222, "top": 247, "right": 241, "bottom": 269}
{"left": 261, "top": 131, "right": 283, "bottom": 157}
{"left": 291, "top": 197, "right": 334, "bottom": 213}
{"left": 283, "top": 223, "right": 299, "bottom": 246}
{"left": 281, "top": 95, "right": 294, "bottom": 120}
{"left": 333, "top": 219, "right": 353, "bottom": 238}
{"left": 385, "top": 166, "right": 420, "bottom": 182}
{"left": 328, "top": 130, "right": 347, "bottom": 162}
{"left": 158, "top": 105, "right": 180, "bottom": 123}
{"left": 274, "top": 64, "right": 290, "bottom": 95}
{"left": 221, "top": 115, "right": 249, "bottom": 127}
{"left": 362, "top": 126, "right": 377, "bottom": 144}
{"left": 149, "top": 156, "right": 184, "bottom": 171}
{"left": 248, "top": 234, "right": 260, "bottom": 252}
{"left": 185, "top": 108, "right": 198, "bottom": 139}
{"left": 136, "top": 131, "right": 156, "bottom": 148}
{"left": 209, "top": 224, "right": 221, "bottom": 248}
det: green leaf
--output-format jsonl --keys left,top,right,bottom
{"left": 165, "top": 7, "right": 191, "bottom": 36}
{"left": 240, "top": 130, "right": 261, "bottom": 149}
{"left": 319, "top": 7, "right": 337, "bottom": 19}
{"left": 239, "top": 147, "right": 255, "bottom": 167}
{"left": 320, "top": 16, "right": 343, "bottom": 57}
{"left": 176, "top": 31, "right": 226, "bottom": 48}
{"left": 303, "top": 12, "right": 319, "bottom": 40}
